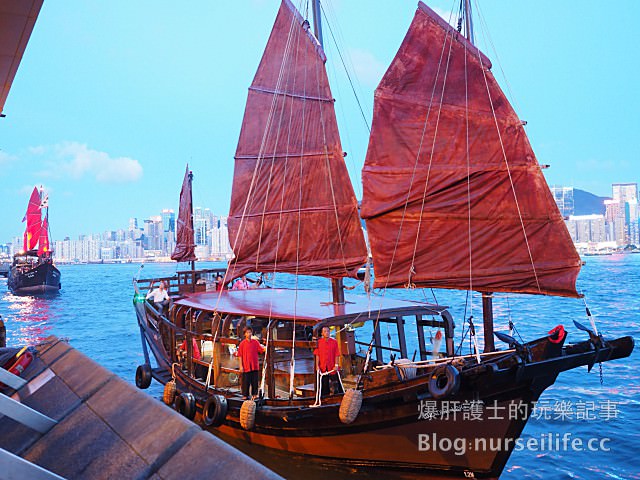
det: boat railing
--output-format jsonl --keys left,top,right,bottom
{"left": 135, "top": 276, "right": 181, "bottom": 297}
{"left": 175, "top": 268, "right": 227, "bottom": 294}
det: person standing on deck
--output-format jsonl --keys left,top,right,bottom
{"left": 146, "top": 281, "right": 170, "bottom": 314}
{"left": 232, "top": 275, "right": 250, "bottom": 290}
{"left": 235, "top": 326, "right": 265, "bottom": 399}
{"left": 314, "top": 326, "right": 343, "bottom": 397}
{"left": 215, "top": 274, "right": 226, "bottom": 291}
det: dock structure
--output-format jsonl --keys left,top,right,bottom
{"left": 0, "top": 336, "right": 282, "bottom": 479}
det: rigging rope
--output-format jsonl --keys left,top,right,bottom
{"left": 320, "top": 2, "right": 371, "bottom": 134}
{"left": 471, "top": 13, "right": 542, "bottom": 294}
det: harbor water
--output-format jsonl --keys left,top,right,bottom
{"left": 1, "top": 255, "right": 638, "bottom": 479}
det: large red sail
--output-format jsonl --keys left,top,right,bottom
{"left": 23, "top": 186, "right": 41, "bottom": 251}
{"left": 37, "top": 216, "right": 50, "bottom": 256}
{"left": 171, "top": 165, "right": 197, "bottom": 263}
{"left": 361, "top": 2, "right": 581, "bottom": 297}
{"left": 0, "top": 0, "right": 43, "bottom": 115}
{"left": 228, "top": 0, "right": 367, "bottom": 279}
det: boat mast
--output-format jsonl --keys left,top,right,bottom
{"left": 311, "top": 0, "right": 323, "bottom": 48}
{"left": 188, "top": 170, "right": 196, "bottom": 280}
{"left": 463, "top": 0, "right": 493, "bottom": 352}
{"left": 463, "top": 0, "right": 474, "bottom": 44}
{"left": 312, "top": 0, "right": 345, "bottom": 304}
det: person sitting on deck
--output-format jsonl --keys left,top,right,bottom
{"left": 314, "top": 326, "right": 344, "bottom": 397}
{"left": 235, "top": 326, "right": 265, "bottom": 399}
{"left": 232, "top": 275, "right": 250, "bottom": 290}
{"left": 146, "top": 281, "right": 170, "bottom": 314}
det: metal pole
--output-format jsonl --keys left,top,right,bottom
{"left": 482, "top": 292, "right": 495, "bottom": 352}
{"left": 312, "top": 0, "right": 323, "bottom": 47}
{"left": 188, "top": 169, "right": 196, "bottom": 291}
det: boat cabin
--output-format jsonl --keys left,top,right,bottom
{"left": 144, "top": 284, "right": 455, "bottom": 401}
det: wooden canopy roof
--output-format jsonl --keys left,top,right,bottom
{"left": 174, "top": 288, "right": 446, "bottom": 325}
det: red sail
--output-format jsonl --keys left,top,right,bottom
{"left": 0, "top": 0, "right": 43, "bottom": 115}
{"left": 23, "top": 186, "right": 41, "bottom": 251}
{"left": 171, "top": 165, "right": 197, "bottom": 263}
{"left": 38, "top": 216, "right": 49, "bottom": 256}
{"left": 228, "top": 0, "right": 367, "bottom": 279}
{"left": 361, "top": 3, "right": 581, "bottom": 297}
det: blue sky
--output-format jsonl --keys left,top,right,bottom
{"left": 1, "top": 0, "right": 638, "bottom": 240}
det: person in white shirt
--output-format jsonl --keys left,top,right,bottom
{"left": 146, "top": 281, "right": 170, "bottom": 314}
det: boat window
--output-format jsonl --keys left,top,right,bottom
{"left": 416, "top": 314, "right": 448, "bottom": 360}
{"left": 351, "top": 316, "right": 409, "bottom": 364}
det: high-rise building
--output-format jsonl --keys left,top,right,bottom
{"left": 210, "top": 215, "right": 232, "bottom": 258}
{"left": 566, "top": 215, "right": 606, "bottom": 243}
{"left": 550, "top": 186, "right": 574, "bottom": 218}
{"left": 161, "top": 209, "right": 176, "bottom": 256}
{"left": 612, "top": 183, "right": 637, "bottom": 203}
{"left": 143, "top": 217, "right": 163, "bottom": 251}
{"left": 193, "top": 207, "right": 210, "bottom": 247}
{"left": 610, "top": 183, "right": 639, "bottom": 246}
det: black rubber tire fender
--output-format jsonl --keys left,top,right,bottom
{"left": 202, "top": 394, "right": 228, "bottom": 427}
{"left": 427, "top": 364, "right": 460, "bottom": 399}
{"left": 135, "top": 364, "right": 152, "bottom": 389}
{"left": 174, "top": 392, "right": 196, "bottom": 420}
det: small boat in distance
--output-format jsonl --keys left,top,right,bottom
{"left": 133, "top": 1, "right": 633, "bottom": 478}
{"left": 8, "top": 186, "right": 61, "bottom": 295}
{"left": 0, "top": 255, "right": 10, "bottom": 277}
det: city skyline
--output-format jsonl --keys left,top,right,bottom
{"left": 1, "top": 204, "right": 233, "bottom": 262}
{"left": 2, "top": 1, "right": 639, "bottom": 239}
{"left": 3, "top": 180, "right": 639, "bottom": 262}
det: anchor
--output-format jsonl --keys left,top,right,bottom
{"left": 573, "top": 320, "right": 606, "bottom": 372}
{"left": 494, "top": 331, "right": 531, "bottom": 362}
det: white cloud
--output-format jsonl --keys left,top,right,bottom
{"left": 347, "top": 48, "right": 386, "bottom": 88}
{"left": 28, "top": 146, "right": 46, "bottom": 155}
{"left": 35, "top": 142, "right": 143, "bottom": 183}
{"left": 0, "top": 150, "right": 17, "bottom": 166}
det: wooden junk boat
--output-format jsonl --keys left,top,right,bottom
{"left": 133, "top": 1, "right": 634, "bottom": 478}
{"left": 8, "top": 186, "right": 61, "bottom": 295}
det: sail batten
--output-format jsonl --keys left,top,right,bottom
{"left": 361, "top": 3, "right": 581, "bottom": 297}
{"left": 248, "top": 86, "right": 334, "bottom": 103}
{"left": 228, "top": 0, "right": 367, "bottom": 279}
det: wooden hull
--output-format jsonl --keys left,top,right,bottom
{"left": 8, "top": 261, "right": 61, "bottom": 295}
{"left": 133, "top": 300, "right": 634, "bottom": 478}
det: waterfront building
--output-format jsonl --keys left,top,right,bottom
{"left": 193, "top": 207, "right": 211, "bottom": 247}
{"left": 606, "top": 183, "right": 639, "bottom": 246}
{"left": 550, "top": 186, "right": 574, "bottom": 218}
{"left": 566, "top": 215, "right": 606, "bottom": 244}
{"left": 161, "top": 209, "right": 176, "bottom": 256}
{"left": 210, "top": 215, "right": 232, "bottom": 259}
{"left": 143, "top": 217, "right": 163, "bottom": 251}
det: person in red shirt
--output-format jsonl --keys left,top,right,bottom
{"left": 179, "top": 337, "right": 204, "bottom": 379}
{"left": 313, "top": 326, "right": 343, "bottom": 397}
{"left": 235, "top": 326, "right": 265, "bottom": 399}
{"left": 179, "top": 337, "right": 201, "bottom": 361}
